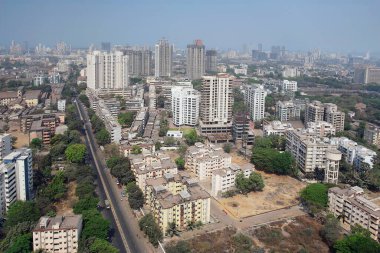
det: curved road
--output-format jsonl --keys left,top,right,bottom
{"left": 75, "top": 99, "right": 153, "bottom": 253}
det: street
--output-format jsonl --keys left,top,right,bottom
{"left": 75, "top": 99, "right": 154, "bottom": 253}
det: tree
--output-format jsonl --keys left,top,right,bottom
{"left": 4, "top": 233, "right": 32, "bottom": 253}
{"left": 175, "top": 157, "right": 185, "bottom": 170}
{"left": 30, "top": 138, "right": 42, "bottom": 149}
{"left": 166, "top": 222, "right": 180, "bottom": 237}
{"left": 235, "top": 172, "right": 265, "bottom": 194}
{"left": 131, "top": 145, "right": 142, "bottom": 154}
{"left": 89, "top": 238, "right": 119, "bottom": 253}
{"left": 91, "top": 115, "right": 105, "bottom": 133}
{"left": 0, "top": 221, "right": 35, "bottom": 252}
{"left": 157, "top": 95, "right": 165, "bottom": 108}
{"left": 65, "top": 144, "right": 87, "bottom": 163}
{"left": 321, "top": 214, "right": 341, "bottom": 246}
{"left": 166, "top": 241, "right": 191, "bottom": 253}
{"left": 49, "top": 143, "right": 67, "bottom": 159}
{"left": 334, "top": 228, "right": 380, "bottom": 253}
{"left": 155, "top": 141, "right": 162, "bottom": 151}
{"left": 79, "top": 94, "right": 90, "bottom": 108}
{"left": 82, "top": 209, "right": 110, "bottom": 240}
{"left": 95, "top": 128, "right": 111, "bottom": 145}
{"left": 300, "top": 183, "right": 329, "bottom": 214}
{"left": 232, "top": 233, "right": 253, "bottom": 252}
{"left": 184, "top": 129, "right": 200, "bottom": 146}
{"left": 5, "top": 201, "right": 40, "bottom": 228}
{"left": 118, "top": 112, "right": 135, "bottom": 127}
{"left": 191, "top": 79, "right": 202, "bottom": 91}
{"left": 139, "top": 214, "right": 163, "bottom": 247}
{"left": 103, "top": 143, "right": 120, "bottom": 159}
{"left": 223, "top": 143, "right": 232, "bottom": 153}
{"left": 128, "top": 185, "right": 144, "bottom": 209}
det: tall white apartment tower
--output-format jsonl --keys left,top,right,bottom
{"left": 86, "top": 51, "right": 129, "bottom": 90}
{"left": 244, "top": 86, "right": 267, "bottom": 121}
{"left": 187, "top": 40, "right": 205, "bottom": 80}
{"left": 171, "top": 87, "right": 200, "bottom": 126}
{"left": 155, "top": 39, "right": 173, "bottom": 77}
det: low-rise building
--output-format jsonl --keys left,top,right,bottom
{"left": 185, "top": 142, "right": 232, "bottom": 180}
{"left": 263, "top": 121, "right": 294, "bottom": 136}
{"left": 276, "top": 100, "right": 301, "bottom": 121}
{"left": 24, "top": 90, "right": 41, "bottom": 107}
{"left": 211, "top": 163, "right": 255, "bottom": 197}
{"left": 281, "top": 80, "right": 297, "bottom": 92}
{"left": 364, "top": 124, "right": 380, "bottom": 148}
{"left": 166, "top": 130, "right": 183, "bottom": 138}
{"left": 129, "top": 152, "right": 178, "bottom": 193}
{"left": 0, "top": 91, "right": 20, "bottom": 106}
{"left": 145, "top": 172, "right": 210, "bottom": 235}
{"left": 33, "top": 215, "right": 83, "bottom": 253}
{"left": 95, "top": 99, "right": 122, "bottom": 144}
{"left": 57, "top": 99, "right": 66, "bottom": 112}
{"left": 328, "top": 186, "right": 380, "bottom": 242}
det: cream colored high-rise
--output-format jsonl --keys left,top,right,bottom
{"left": 86, "top": 51, "right": 129, "bottom": 90}
{"left": 155, "top": 39, "right": 173, "bottom": 77}
{"left": 187, "top": 40, "right": 205, "bottom": 80}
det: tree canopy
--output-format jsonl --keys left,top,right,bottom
{"left": 139, "top": 214, "right": 163, "bottom": 246}
{"left": 300, "top": 183, "right": 329, "bottom": 214}
{"left": 65, "top": 144, "right": 87, "bottom": 163}
{"left": 235, "top": 172, "right": 265, "bottom": 194}
{"left": 5, "top": 201, "right": 40, "bottom": 228}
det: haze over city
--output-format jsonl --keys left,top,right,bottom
{"left": 1, "top": 0, "right": 380, "bottom": 53}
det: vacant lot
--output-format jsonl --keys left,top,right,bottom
{"left": 250, "top": 216, "right": 330, "bottom": 253}
{"left": 219, "top": 169, "right": 306, "bottom": 218}
{"left": 54, "top": 181, "right": 78, "bottom": 215}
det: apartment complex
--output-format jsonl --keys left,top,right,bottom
{"left": 0, "top": 90, "right": 21, "bottom": 106}
{"left": 125, "top": 49, "right": 152, "bottom": 76}
{"left": 205, "top": 50, "right": 217, "bottom": 73}
{"left": 95, "top": 99, "right": 122, "bottom": 144}
{"left": 232, "top": 113, "right": 254, "bottom": 145}
{"left": 305, "top": 101, "right": 345, "bottom": 132}
{"left": 330, "top": 137, "right": 377, "bottom": 171}
{"left": 306, "top": 121, "right": 336, "bottom": 137}
{"left": 129, "top": 152, "right": 178, "bottom": 193}
{"left": 145, "top": 172, "right": 210, "bottom": 235}
{"left": 187, "top": 40, "right": 205, "bottom": 80}
{"left": 281, "top": 80, "right": 297, "bottom": 92}
{"left": 155, "top": 39, "right": 173, "bottom": 77}
{"left": 33, "top": 215, "right": 83, "bottom": 253}
{"left": 171, "top": 86, "right": 200, "bottom": 126}
{"left": 276, "top": 100, "right": 301, "bottom": 121}
{"left": 244, "top": 85, "right": 267, "bottom": 121}
{"left": 86, "top": 50, "right": 129, "bottom": 90}
{"left": 263, "top": 121, "right": 294, "bottom": 137}
{"left": 328, "top": 186, "right": 380, "bottom": 241}
{"left": 185, "top": 142, "right": 231, "bottom": 180}
{"left": 199, "top": 74, "right": 233, "bottom": 136}
{"left": 211, "top": 163, "right": 255, "bottom": 197}
{"left": 0, "top": 134, "right": 12, "bottom": 160}
{"left": 364, "top": 124, "right": 380, "bottom": 148}
{"left": 286, "top": 129, "right": 341, "bottom": 183}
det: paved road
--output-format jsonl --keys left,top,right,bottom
{"left": 75, "top": 99, "right": 154, "bottom": 253}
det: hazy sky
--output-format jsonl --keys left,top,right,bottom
{"left": 1, "top": 0, "right": 379, "bottom": 53}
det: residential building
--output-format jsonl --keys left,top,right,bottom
{"left": 0, "top": 163, "right": 17, "bottom": 216}
{"left": 145, "top": 171, "right": 210, "bottom": 235}
{"left": 305, "top": 101, "right": 345, "bottom": 132}
{"left": 24, "top": 90, "right": 41, "bottom": 107}
{"left": 282, "top": 67, "right": 299, "bottom": 78}
{"left": 86, "top": 50, "right": 129, "bottom": 90}
{"left": 199, "top": 74, "right": 233, "bottom": 138}
{"left": 205, "top": 50, "right": 217, "bottom": 73}
{"left": 281, "top": 80, "right": 297, "bottom": 92}
{"left": 166, "top": 130, "right": 183, "bottom": 138}
{"left": 3, "top": 148, "right": 33, "bottom": 201}
{"left": 354, "top": 67, "right": 380, "bottom": 84}
{"left": 244, "top": 85, "right": 267, "bottom": 121}
{"left": 0, "top": 134, "right": 12, "bottom": 160}
{"left": 364, "top": 124, "right": 380, "bottom": 148}
{"left": 171, "top": 86, "right": 200, "bottom": 126}
{"left": 263, "top": 121, "right": 294, "bottom": 137}
{"left": 232, "top": 113, "right": 254, "bottom": 145}
{"left": 101, "top": 42, "right": 111, "bottom": 52}
{"left": 148, "top": 85, "right": 156, "bottom": 109}
{"left": 306, "top": 121, "right": 336, "bottom": 137}
{"left": 185, "top": 142, "right": 231, "bottom": 180}
{"left": 129, "top": 152, "right": 178, "bottom": 193}
{"left": 187, "top": 40, "right": 205, "bottom": 80}
{"left": 57, "top": 99, "right": 66, "bottom": 112}
{"left": 328, "top": 186, "right": 380, "bottom": 241}
{"left": 211, "top": 163, "right": 255, "bottom": 197}
{"left": 125, "top": 49, "right": 152, "bottom": 76}
{"left": 33, "top": 75, "right": 46, "bottom": 86}
{"left": 276, "top": 100, "right": 301, "bottom": 121}
{"left": 95, "top": 100, "right": 122, "bottom": 144}
{"left": 0, "top": 91, "right": 19, "bottom": 106}
{"left": 33, "top": 215, "right": 83, "bottom": 253}
{"left": 155, "top": 39, "right": 173, "bottom": 77}
{"left": 330, "top": 137, "right": 377, "bottom": 171}
{"left": 286, "top": 129, "right": 341, "bottom": 180}
{"left": 305, "top": 101, "right": 325, "bottom": 123}
{"left": 129, "top": 107, "right": 149, "bottom": 140}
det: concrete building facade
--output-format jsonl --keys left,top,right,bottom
{"left": 155, "top": 39, "right": 173, "bottom": 77}
{"left": 171, "top": 86, "right": 200, "bottom": 126}
{"left": 244, "top": 86, "right": 267, "bottom": 121}
{"left": 187, "top": 40, "right": 205, "bottom": 80}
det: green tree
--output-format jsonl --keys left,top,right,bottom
{"left": 166, "top": 222, "right": 180, "bottom": 237}
{"left": 235, "top": 172, "right": 265, "bottom": 194}
{"left": 184, "top": 129, "right": 200, "bottom": 146}
{"left": 155, "top": 141, "right": 162, "bottom": 151}
{"left": 5, "top": 201, "right": 40, "bottom": 228}
{"left": 79, "top": 94, "right": 90, "bottom": 108}
{"left": 232, "top": 233, "right": 253, "bottom": 252}
{"left": 223, "top": 143, "right": 232, "bottom": 153}
{"left": 166, "top": 241, "right": 191, "bottom": 253}
{"left": 175, "top": 157, "right": 185, "bottom": 170}
{"left": 82, "top": 209, "right": 110, "bottom": 240}
{"left": 0, "top": 221, "right": 35, "bottom": 252}
{"left": 139, "top": 214, "right": 163, "bottom": 247}
{"left": 334, "top": 228, "right": 380, "bottom": 253}
{"left": 95, "top": 128, "right": 111, "bottom": 145}
{"left": 191, "top": 79, "right": 202, "bottom": 91}
{"left": 30, "top": 138, "right": 42, "bottom": 149}
{"left": 65, "top": 144, "right": 86, "bottom": 163}
{"left": 89, "top": 238, "right": 119, "bottom": 253}
{"left": 118, "top": 112, "right": 135, "bottom": 127}
{"left": 131, "top": 145, "right": 142, "bottom": 154}
{"left": 321, "top": 214, "right": 342, "bottom": 246}
{"left": 300, "top": 183, "right": 329, "bottom": 214}
{"left": 5, "top": 233, "right": 32, "bottom": 253}
{"left": 128, "top": 185, "right": 144, "bottom": 209}
{"left": 49, "top": 143, "right": 67, "bottom": 159}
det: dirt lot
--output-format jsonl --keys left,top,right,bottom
{"left": 54, "top": 181, "right": 78, "bottom": 215}
{"left": 8, "top": 121, "right": 29, "bottom": 148}
{"left": 249, "top": 216, "right": 330, "bottom": 253}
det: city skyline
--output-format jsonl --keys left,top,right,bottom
{"left": 1, "top": 0, "right": 379, "bottom": 54}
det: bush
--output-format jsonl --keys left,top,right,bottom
{"left": 300, "top": 183, "right": 329, "bottom": 214}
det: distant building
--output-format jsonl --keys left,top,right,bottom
{"left": 155, "top": 39, "right": 173, "bottom": 77}
{"left": 205, "top": 50, "right": 217, "bottom": 73}
{"left": 33, "top": 75, "right": 46, "bottom": 86}
{"left": 282, "top": 67, "right": 299, "bottom": 78}
{"left": 364, "top": 124, "right": 380, "bottom": 148}
{"left": 33, "top": 215, "right": 83, "bottom": 253}
{"left": 187, "top": 40, "right": 205, "bottom": 80}
{"left": 125, "top": 49, "right": 152, "bottom": 76}
{"left": 244, "top": 86, "right": 267, "bottom": 121}
{"left": 252, "top": 50, "right": 267, "bottom": 61}
{"left": 263, "top": 121, "right": 294, "bottom": 137}
{"left": 276, "top": 100, "right": 301, "bottom": 121}
{"left": 0, "top": 91, "right": 20, "bottom": 106}
{"left": 101, "top": 42, "right": 111, "bottom": 52}
{"left": 24, "top": 90, "right": 41, "bottom": 107}
{"left": 57, "top": 99, "right": 66, "bottom": 112}
{"left": 354, "top": 67, "right": 380, "bottom": 84}
{"left": 171, "top": 86, "right": 200, "bottom": 126}
{"left": 328, "top": 186, "right": 380, "bottom": 242}
{"left": 281, "top": 80, "right": 297, "bottom": 92}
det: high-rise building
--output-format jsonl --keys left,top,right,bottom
{"left": 364, "top": 124, "right": 380, "bottom": 148}
{"left": 200, "top": 74, "right": 233, "bottom": 135}
{"left": 276, "top": 101, "right": 301, "bottom": 121}
{"left": 244, "top": 86, "right": 267, "bottom": 121}
{"left": 125, "top": 49, "right": 152, "bottom": 76}
{"left": 187, "top": 40, "right": 205, "bottom": 80}
{"left": 305, "top": 101, "right": 325, "bottom": 123}
{"left": 33, "top": 215, "right": 83, "bottom": 253}
{"left": 0, "top": 163, "right": 16, "bottom": 216}
{"left": 155, "top": 39, "right": 173, "bottom": 77}
{"left": 205, "top": 50, "right": 217, "bottom": 73}
{"left": 305, "top": 101, "right": 345, "bottom": 132}
{"left": 101, "top": 42, "right": 111, "bottom": 52}
{"left": 0, "top": 134, "right": 12, "bottom": 160}
{"left": 171, "top": 86, "right": 200, "bottom": 126}
{"left": 86, "top": 51, "right": 129, "bottom": 90}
